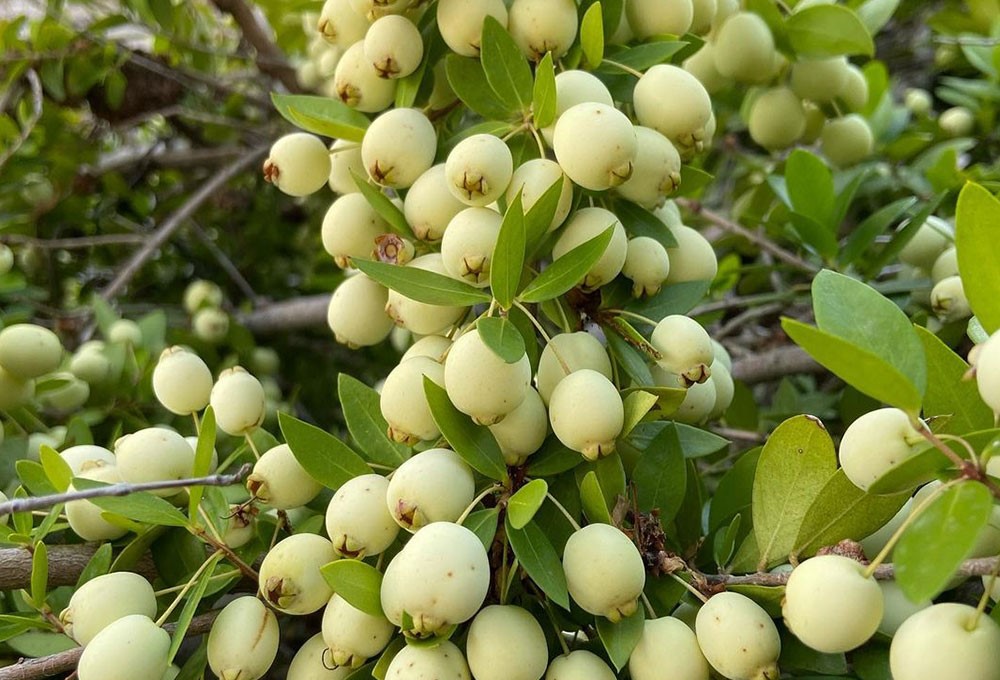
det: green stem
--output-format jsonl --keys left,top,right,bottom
{"left": 244, "top": 432, "right": 261, "bottom": 460}
{"left": 972, "top": 555, "right": 1000, "bottom": 630}
{"left": 457, "top": 484, "right": 501, "bottom": 526}
{"left": 640, "top": 591, "right": 657, "bottom": 619}
{"left": 607, "top": 309, "right": 658, "bottom": 327}
{"left": 191, "top": 411, "right": 201, "bottom": 437}
{"left": 670, "top": 573, "right": 708, "bottom": 604}
{"left": 863, "top": 480, "right": 956, "bottom": 579}
{"left": 155, "top": 550, "right": 221, "bottom": 627}
{"left": 602, "top": 59, "right": 644, "bottom": 79}
{"left": 545, "top": 492, "right": 581, "bottom": 531}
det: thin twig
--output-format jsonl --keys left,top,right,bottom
{"left": 0, "top": 69, "right": 42, "bottom": 171}
{"left": 0, "top": 234, "right": 147, "bottom": 250}
{"left": 0, "top": 465, "right": 252, "bottom": 515}
{"left": 189, "top": 220, "right": 261, "bottom": 305}
{"left": 210, "top": 0, "right": 302, "bottom": 93}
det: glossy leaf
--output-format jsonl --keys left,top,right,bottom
{"left": 338, "top": 374, "right": 410, "bottom": 467}
{"left": 614, "top": 199, "right": 677, "bottom": 250}
{"left": 632, "top": 423, "right": 686, "bottom": 523}
{"left": 353, "top": 258, "right": 490, "bottom": 306}
{"left": 519, "top": 226, "right": 615, "bottom": 303}
{"left": 581, "top": 2, "right": 604, "bottom": 68}
{"left": 785, "top": 5, "right": 875, "bottom": 58}
{"left": 955, "top": 182, "right": 1000, "bottom": 333}
{"left": 709, "top": 448, "right": 761, "bottom": 531}
{"left": 445, "top": 54, "right": 512, "bottom": 120}
{"left": 580, "top": 471, "right": 612, "bottom": 524}
{"left": 786, "top": 150, "right": 834, "bottom": 228}
{"left": 76, "top": 543, "right": 113, "bottom": 588}
{"left": 187, "top": 406, "right": 216, "bottom": 521}
{"left": 505, "top": 516, "right": 570, "bottom": 610}
{"left": 627, "top": 280, "right": 712, "bottom": 320}
{"left": 478, "top": 317, "right": 526, "bottom": 364}
{"left": 481, "top": 16, "right": 533, "bottom": 113}
{"left": 38, "top": 445, "right": 71, "bottom": 493}
{"left": 508, "top": 479, "right": 548, "bottom": 529}
{"left": 271, "top": 94, "right": 370, "bottom": 141}
{"left": 524, "top": 177, "right": 568, "bottom": 253}
{"left": 526, "top": 438, "right": 584, "bottom": 477}
{"left": 839, "top": 197, "right": 917, "bottom": 266}
{"left": 168, "top": 552, "right": 223, "bottom": 664}
{"left": 916, "top": 325, "right": 995, "bottom": 434}
{"left": 532, "top": 52, "right": 557, "bottom": 129}
{"left": 16, "top": 461, "right": 55, "bottom": 497}
{"left": 423, "top": 377, "right": 508, "bottom": 481}
{"left": 605, "top": 329, "right": 654, "bottom": 386}
{"left": 464, "top": 508, "right": 500, "bottom": 549}
{"left": 598, "top": 41, "right": 686, "bottom": 71}
{"left": 30, "top": 542, "right": 47, "bottom": 608}
{"left": 320, "top": 559, "right": 384, "bottom": 618}
{"left": 491, "top": 192, "right": 526, "bottom": 309}
{"left": 621, "top": 390, "right": 658, "bottom": 438}
{"left": 351, "top": 171, "right": 415, "bottom": 238}
{"left": 597, "top": 607, "right": 644, "bottom": 671}
{"left": 72, "top": 479, "right": 189, "bottom": 527}
{"left": 279, "top": 412, "right": 372, "bottom": 490}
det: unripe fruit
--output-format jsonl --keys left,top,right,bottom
{"left": 288, "top": 633, "right": 352, "bottom": 680}
{"left": 37, "top": 372, "right": 90, "bottom": 413}
{"left": 386, "top": 640, "right": 471, "bottom": 679}
{"left": 668, "top": 374, "right": 717, "bottom": 425}
{"left": 0, "top": 365, "right": 32, "bottom": 410}
{"left": 634, "top": 65, "right": 713, "bottom": 158}
{"left": 551, "top": 207, "right": 628, "bottom": 291}
{"left": 222, "top": 503, "right": 257, "bottom": 549}
{"left": 860, "top": 498, "right": 910, "bottom": 559}
{"left": 536, "top": 331, "right": 613, "bottom": 405}
{"left": 69, "top": 345, "right": 111, "bottom": 385}
{"left": 385, "top": 448, "right": 475, "bottom": 531}
{"left": 563, "top": 523, "right": 645, "bottom": 620}
{"left": 153, "top": 346, "right": 213, "bottom": 415}
{"left": 488, "top": 387, "right": 548, "bottom": 465}
{"left": 553, "top": 103, "right": 637, "bottom": 191}
{"left": 445, "top": 328, "right": 531, "bottom": 425}
{"left": 616, "top": 127, "right": 682, "bottom": 208}
{"left": 60, "top": 572, "right": 156, "bottom": 645}
{"left": 210, "top": 366, "right": 266, "bottom": 436}
{"left": 108, "top": 318, "right": 142, "bottom": 346}
{"left": 362, "top": 107, "right": 437, "bottom": 189}
{"left": 976, "top": 331, "right": 1000, "bottom": 415}
{"left": 328, "top": 273, "right": 395, "bottom": 347}
{"left": 77, "top": 615, "right": 169, "bottom": 680}
{"left": 192, "top": 307, "right": 229, "bottom": 344}
{"left": 790, "top": 57, "right": 849, "bottom": 103}
{"left": 931, "top": 247, "right": 959, "bottom": 283}
{"left": 931, "top": 275, "right": 971, "bottom": 322}
{"left": 651, "top": 314, "right": 714, "bottom": 386}
{"left": 630, "top": 616, "right": 710, "bottom": 680}
{"left": 627, "top": 0, "right": 693, "bottom": 38}
{"left": 66, "top": 464, "right": 128, "bottom": 542}
{"left": 440, "top": 207, "right": 502, "bottom": 287}
{"left": 546, "top": 650, "right": 615, "bottom": 680}
{"left": 326, "top": 473, "right": 399, "bottom": 557}
{"left": 437, "top": 0, "right": 508, "bottom": 56}
{"left": 446, "top": 134, "right": 514, "bottom": 207}
{"left": 709, "top": 360, "right": 735, "bottom": 420}
{"left": 0, "top": 244, "right": 12, "bottom": 275}
{"left": 683, "top": 43, "right": 732, "bottom": 94}
{"left": 467, "top": 605, "right": 548, "bottom": 680}
{"left": 748, "top": 87, "right": 806, "bottom": 151}
{"left": 800, "top": 101, "right": 826, "bottom": 143}
{"left": 508, "top": 0, "right": 578, "bottom": 61}
{"left": 386, "top": 254, "right": 469, "bottom": 335}
{"left": 899, "top": 216, "right": 953, "bottom": 271}
{"left": 259, "top": 533, "right": 337, "bottom": 615}
{"left": 622, "top": 236, "right": 671, "bottom": 297}
{"left": 60, "top": 444, "right": 116, "bottom": 475}
{"left": 115, "top": 427, "right": 196, "bottom": 496}
{"left": 183, "top": 279, "right": 223, "bottom": 313}
{"left": 696, "top": 592, "right": 781, "bottom": 680}
{"left": 380, "top": 521, "right": 490, "bottom": 637}
{"left": 348, "top": 0, "right": 410, "bottom": 21}
{"left": 878, "top": 579, "right": 930, "bottom": 637}
{"left": 318, "top": 0, "right": 368, "bottom": 49}
{"left": 540, "top": 70, "right": 614, "bottom": 146}
{"left": 404, "top": 164, "right": 468, "bottom": 241}
{"left": 940, "top": 106, "right": 975, "bottom": 137}
{"left": 328, "top": 139, "right": 364, "bottom": 194}
{"left": 663, "top": 223, "right": 718, "bottom": 283}
{"left": 246, "top": 443, "right": 322, "bottom": 509}
{"left": 820, "top": 115, "right": 874, "bottom": 168}
{"left": 333, "top": 42, "right": 397, "bottom": 113}
{"left": 890, "top": 603, "right": 1000, "bottom": 680}
{"left": 549, "top": 369, "right": 624, "bottom": 460}
{"left": 690, "top": 0, "right": 717, "bottom": 33}
{"left": 264, "top": 133, "right": 332, "bottom": 197}
{"left": 782, "top": 555, "right": 882, "bottom": 653}
{"left": 839, "top": 408, "right": 924, "bottom": 491}
{"left": 321, "top": 593, "right": 395, "bottom": 668}
{"left": 321, "top": 193, "right": 389, "bottom": 268}
{"left": 505, "top": 158, "right": 574, "bottom": 232}
{"left": 713, "top": 12, "right": 775, "bottom": 84}
{"left": 401, "top": 335, "right": 451, "bottom": 363}
{"left": 840, "top": 64, "right": 869, "bottom": 111}
{"left": 208, "top": 596, "right": 280, "bottom": 680}
{"left": 380, "top": 356, "right": 446, "bottom": 444}
{"left": 904, "top": 88, "right": 932, "bottom": 116}
{"left": 364, "top": 15, "right": 423, "bottom": 79}
{"left": 0, "top": 323, "right": 61, "bottom": 379}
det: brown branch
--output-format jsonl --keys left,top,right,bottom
{"left": 0, "top": 610, "right": 221, "bottom": 680}
{"left": 210, "top": 0, "right": 302, "bottom": 93}
{"left": 730, "top": 345, "right": 822, "bottom": 384}
{"left": 0, "top": 545, "right": 157, "bottom": 591}
{"left": 99, "top": 148, "right": 266, "bottom": 301}
{"left": 84, "top": 144, "right": 249, "bottom": 176}
{"left": 0, "top": 69, "right": 42, "bottom": 171}
{"left": 239, "top": 294, "right": 332, "bottom": 334}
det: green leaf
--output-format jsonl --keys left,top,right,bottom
{"left": 16, "top": 461, "right": 56, "bottom": 497}
{"left": 519, "top": 226, "right": 615, "bottom": 303}
{"left": 445, "top": 54, "right": 513, "bottom": 120}
{"left": 916, "top": 325, "right": 995, "bottom": 434}
{"left": 168, "top": 553, "right": 223, "bottom": 664}
{"left": 279, "top": 412, "right": 372, "bottom": 490}
{"left": 30, "top": 542, "right": 47, "bottom": 608}
{"left": 491, "top": 192, "right": 527, "bottom": 309}
{"left": 351, "top": 171, "right": 415, "bottom": 239}
{"left": 621, "top": 390, "right": 658, "bottom": 438}
{"left": 320, "top": 559, "right": 384, "bottom": 618}
{"left": 38, "top": 445, "right": 71, "bottom": 493}
{"left": 895, "top": 481, "right": 993, "bottom": 602}
{"left": 526, "top": 438, "right": 584, "bottom": 477}
{"left": 675, "top": 166, "right": 714, "bottom": 198}
{"left": 786, "top": 150, "right": 834, "bottom": 228}
{"left": 955, "top": 182, "right": 1000, "bottom": 333}
{"left": 508, "top": 479, "right": 548, "bottom": 530}
{"left": 632, "top": 423, "right": 687, "bottom": 523}
{"left": 477, "top": 317, "right": 526, "bottom": 364}
{"left": 423, "top": 378, "right": 508, "bottom": 481}
{"left": 187, "top": 407, "right": 216, "bottom": 522}
{"left": 72, "top": 479, "right": 189, "bottom": 527}
{"left": 626, "top": 280, "right": 711, "bottom": 321}
{"left": 709, "top": 448, "right": 761, "bottom": 531}
{"left": 598, "top": 41, "right": 686, "bottom": 71}
{"left": 338, "top": 374, "right": 410, "bottom": 468}
{"left": 792, "top": 470, "right": 910, "bottom": 557}
{"left": 353, "top": 258, "right": 489, "bottom": 307}
{"left": 714, "top": 514, "right": 742, "bottom": 567}
{"left": 839, "top": 197, "right": 918, "bottom": 267}
{"left": 464, "top": 508, "right": 500, "bottom": 549}
{"left": 581, "top": 2, "right": 605, "bottom": 68}
{"left": 605, "top": 328, "right": 654, "bottom": 386}
{"left": 857, "top": 0, "right": 900, "bottom": 34}
{"left": 753, "top": 415, "right": 837, "bottom": 569}
{"left": 785, "top": 5, "right": 875, "bottom": 58}
{"left": 596, "top": 607, "right": 644, "bottom": 671}
{"left": 505, "top": 516, "right": 570, "bottom": 609}
{"left": 271, "top": 93, "right": 370, "bottom": 142}
{"left": 532, "top": 52, "right": 557, "bottom": 129}
{"left": 480, "top": 16, "right": 533, "bottom": 113}
{"left": 76, "top": 543, "right": 113, "bottom": 588}
{"left": 525, "top": 178, "right": 570, "bottom": 254}
{"left": 614, "top": 200, "right": 677, "bottom": 250}
{"left": 580, "top": 471, "right": 613, "bottom": 524}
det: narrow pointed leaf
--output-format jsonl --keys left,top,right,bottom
{"left": 480, "top": 16, "right": 533, "bottom": 113}
{"left": 72, "top": 479, "right": 189, "bottom": 527}
{"left": 423, "top": 377, "right": 508, "bottom": 481}
{"left": 320, "top": 559, "right": 384, "bottom": 617}
{"left": 597, "top": 607, "right": 644, "bottom": 671}
{"left": 351, "top": 171, "right": 414, "bottom": 238}
{"left": 353, "top": 258, "right": 490, "bottom": 306}
{"left": 532, "top": 52, "right": 557, "bottom": 129}
{"left": 279, "top": 412, "right": 372, "bottom": 490}
{"left": 581, "top": 3, "right": 605, "bottom": 68}
{"left": 519, "top": 226, "right": 614, "bottom": 303}
{"left": 338, "top": 374, "right": 410, "bottom": 467}
{"left": 505, "top": 516, "right": 570, "bottom": 609}
{"left": 271, "top": 93, "right": 369, "bottom": 141}
{"left": 508, "top": 479, "right": 548, "bottom": 529}
{"left": 491, "top": 192, "right": 526, "bottom": 309}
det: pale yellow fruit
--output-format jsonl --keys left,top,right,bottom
{"left": 690, "top": 0, "right": 717, "bottom": 33}
{"left": 328, "top": 139, "right": 364, "bottom": 194}
{"left": 66, "top": 464, "right": 128, "bottom": 542}
{"left": 37, "top": 372, "right": 89, "bottom": 413}
{"left": 563, "top": 523, "right": 645, "bottom": 620}
{"left": 898, "top": 216, "right": 953, "bottom": 271}
{"left": 546, "top": 650, "right": 615, "bottom": 680}
{"left": 860, "top": 498, "right": 911, "bottom": 559}
{"left": 790, "top": 57, "right": 850, "bottom": 103}
{"left": 709, "top": 360, "right": 735, "bottom": 420}
{"left": 326, "top": 473, "right": 399, "bottom": 558}
{"left": 385, "top": 448, "right": 474, "bottom": 531}
{"left": 931, "top": 275, "right": 971, "bottom": 323}
{"left": 540, "top": 70, "right": 613, "bottom": 146}
{"left": 362, "top": 107, "right": 437, "bottom": 189}
{"left": 801, "top": 101, "right": 827, "bottom": 144}
{"left": 904, "top": 88, "right": 932, "bottom": 116}
{"left": 696, "top": 592, "right": 781, "bottom": 680}
{"left": 321, "top": 593, "right": 395, "bottom": 668}
{"left": 60, "top": 444, "right": 115, "bottom": 475}
{"left": 258, "top": 533, "right": 337, "bottom": 615}
{"left": 401, "top": 334, "right": 452, "bottom": 363}
{"left": 364, "top": 15, "right": 423, "bottom": 79}
{"left": 616, "top": 127, "right": 682, "bottom": 209}
{"left": 838, "top": 408, "right": 924, "bottom": 491}
{"left": 536, "top": 331, "right": 613, "bottom": 405}
{"left": 318, "top": 0, "right": 368, "bottom": 49}
{"left": 505, "top": 158, "right": 574, "bottom": 232}
{"left": 662, "top": 222, "right": 718, "bottom": 283}
{"left": 976, "top": 331, "right": 1000, "bottom": 415}
{"left": 333, "top": 42, "right": 397, "bottom": 113}
{"left": 385, "top": 254, "right": 468, "bottom": 335}
{"left": 437, "top": 0, "right": 508, "bottom": 56}
{"left": 114, "top": 427, "right": 196, "bottom": 495}
{"left": 380, "top": 356, "right": 445, "bottom": 444}
{"left": 444, "top": 327, "right": 531, "bottom": 425}
{"left": 60, "top": 572, "right": 157, "bottom": 645}
{"left": 192, "top": 307, "right": 228, "bottom": 344}
{"left": 488, "top": 387, "right": 548, "bottom": 465}
{"left": 877, "top": 579, "right": 930, "bottom": 637}
{"left": 440, "top": 207, "right": 502, "bottom": 287}
{"left": 152, "top": 346, "right": 213, "bottom": 415}
{"left": 207, "top": 596, "right": 280, "bottom": 680}
{"left": 940, "top": 106, "right": 975, "bottom": 137}
{"left": 931, "top": 247, "right": 959, "bottom": 284}
{"left": 634, "top": 64, "right": 713, "bottom": 158}
{"left": 183, "top": 279, "right": 223, "bottom": 313}
{"left": 551, "top": 207, "right": 628, "bottom": 291}
{"left": 508, "top": 0, "right": 578, "bottom": 61}
{"left": 288, "top": 633, "right": 352, "bottom": 680}
{"left": 467, "top": 605, "right": 548, "bottom": 680}
{"left": 683, "top": 43, "right": 732, "bottom": 94}
{"left": 668, "top": 373, "right": 717, "bottom": 425}
{"left": 622, "top": 236, "right": 671, "bottom": 297}
{"left": 404, "top": 164, "right": 468, "bottom": 241}
{"left": 77, "top": 615, "right": 169, "bottom": 680}
{"left": 321, "top": 193, "right": 389, "bottom": 268}
{"left": 0, "top": 365, "right": 32, "bottom": 410}
{"left": 210, "top": 366, "right": 266, "bottom": 436}
{"left": 890, "top": 603, "right": 1000, "bottom": 680}
{"left": 820, "top": 115, "right": 874, "bottom": 167}
{"left": 553, "top": 102, "right": 637, "bottom": 191}
{"left": 264, "top": 133, "right": 332, "bottom": 197}
{"left": 445, "top": 134, "right": 514, "bottom": 207}
{"left": 549, "top": 368, "right": 623, "bottom": 460}
{"left": 386, "top": 640, "right": 471, "bottom": 679}
{"left": 840, "top": 64, "right": 869, "bottom": 111}
{"left": 246, "top": 443, "right": 321, "bottom": 509}
{"left": 0, "top": 323, "right": 62, "bottom": 379}
{"left": 627, "top": 0, "right": 693, "bottom": 38}
{"left": 630, "top": 616, "right": 710, "bottom": 680}
{"left": 651, "top": 314, "right": 714, "bottom": 386}
{"left": 748, "top": 87, "right": 806, "bottom": 151}
{"left": 327, "top": 272, "right": 395, "bottom": 348}
{"left": 108, "top": 319, "right": 142, "bottom": 346}
{"left": 713, "top": 12, "right": 775, "bottom": 84}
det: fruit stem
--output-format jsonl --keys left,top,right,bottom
{"left": 601, "top": 58, "right": 644, "bottom": 79}
{"left": 640, "top": 591, "right": 657, "bottom": 618}
{"left": 244, "top": 432, "right": 262, "bottom": 460}
{"left": 916, "top": 422, "right": 1000, "bottom": 498}
{"left": 545, "top": 492, "right": 582, "bottom": 531}
{"left": 154, "top": 569, "right": 240, "bottom": 597}
{"left": 528, "top": 124, "right": 546, "bottom": 158}
{"left": 191, "top": 411, "right": 201, "bottom": 437}
{"left": 669, "top": 573, "right": 709, "bottom": 604}
{"left": 530, "top": 582, "right": 571, "bottom": 655}
{"left": 456, "top": 484, "right": 502, "bottom": 525}
{"left": 155, "top": 550, "right": 222, "bottom": 627}
{"left": 606, "top": 309, "right": 658, "bottom": 328}
{"left": 863, "top": 479, "right": 955, "bottom": 579}
{"left": 971, "top": 553, "right": 1000, "bottom": 630}
{"left": 501, "top": 123, "right": 530, "bottom": 143}
{"left": 513, "top": 300, "right": 575, "bottom": 375}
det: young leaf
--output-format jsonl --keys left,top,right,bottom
{"left": 351, "top": 170, "right": 415, "bottom": 239}
{"left": 480, "top": 16, "right": 533, "bottom": 113}
{"left": 464, "top": 507, "right": 501, "bottom": 549}
{"left": 38, "top": 445, "right": 71, "bottom": 492}
{"left": 30, "top": 542, "right": 47, "bottom": 609}
{"left": 614, "top": 199, "right": 677, "bottom": 250}
{"left": 353, "top": 258, "right": 491, "bottom": 306}
{"left": 320, "top": 559, "right": 384, "bottom": 618}
{"left": 955, "top": 182, "right": 1000, "bottom": 333}
{"left": 597, "top": 606, "right": 644, "bottom": 671}
{"left": 786, "top": 150, "right": 834, "bottom": 228}
{"left": 16, "top": 460, "right": 56, "bottom": 497}
{"left": 519, "top": 226, "right": 615, "bottom": 303}
{"left": 785, "top": 5, "right": 875, "bottom": 58}
{"left": 168, "top": 553, "right": 223, "bottom": 664}
{"left": 508, "top": 479, "right": 548, "bottom": 530}
{"left": 505, "top": 516, "right": 570, "bottom": 610}
{"left": 445, "top": 54, "right": 514, "bottom": 120}
{"left": 278, "top": 412, "right": 372, "bottom": 490}
{"left": 477, "top": 317, "right": 526, "bottom": 364}
{"left": 632, "top": 423, "right": 687, "bottom": 523}
{"left": 532, "top": 52, "right": 557, "bottom": 129}
{"left": 580, "top": 471, "right": 612, "bottom": 524}
{"left": 526, "top": 438, "right": 584, "bottom": 477}
{"left": 187, "top": 406, "right": 217, "bottom": 521}
{"left": 524, "top": 178, "right": 570, "bottom": 254}
{"left": 916, "top": 325, "right": 995, "bottom": 434}
{"left": 271, "top": 93, "right": 370, "bottom": 142}
{"left": 338, "top": 374, "right": 410, "bottom": 468}
{"left": 621, "top": 390, "right": 658, "bottom": 438}
{"left": 491, "top": 192, "right": 527, "bottom": 309}
{"left": 76, "top": 543, "right": 113, "bottom": 588}
{"left": 581, "top": 2, "right": 605, "bottom": 68}
{"left": 423, "top": 377, "right": 508, "bottom": 481}
{"left": 72, "top": 479, "right": 189, "bottom": 527}
{"left": 895, "top": 481, "right": 993, "bottom": 602}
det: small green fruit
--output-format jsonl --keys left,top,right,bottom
{"left": 115, "top": 427, "right": 196, "bottom": 496}
{"left": 210, "top": 366, "right": 266, "bottom": 436}
{"left": 318, "top": 0, "right": 368, "bottom": 48}
{"left": 66, "top": 465, "right": 128, "bottom": 541}
{"left": 616, "top": 127, "right": 682, "bottom": 209}
{"left": 627, "top": 0, "right": 693, "bottom": 38}
{"left": 183, "top": 279, "right": 223, "bottom": 313}
{"left": 380, "top": 356, "right": 446, "bottom": 444}
{"left": 976, "top": 331, "right": 1000, "bottom": 416}
{"left": 385, "top": 254, "right": 468, "bottom": 335}
{"left": 321, "top": 193, "right": 390, "bottom": 268}
{"left": 553, "top": 103, "right": 637, "bottom": 191}
{"left": 192, "top": 307, "right": 229, "bottom": 344}
{"left": 634, "top": 64, "right": 712, "bottom": 158}
{"left": 333, "top": 42, "right": 397, "bottom": 113}
{"left": 328, "top": 139, "right": 364, "bottom": 194}
{"left": 445, "top": 134, "right": 514, "bottom": 207}
{"left": 403, "top": 164, "right": 468, "bottom": 242}
{"left": 930, "top": 275, "right": 971, "bottom": 323}
{"left": 651, "top": 314, "right": 714, "bottom": 386}
{"left": 363, "top": 15, "right": 423, "bottom": 79}
{"left": 713, "top": 12, "right": 775, "bottom": 84}
{"left": 440, "top": 207, "right": 502, "bottom": 287}
{"left": 820, "top": 115, "right": 874, "bottom": 167}
{"left": 939, "top": 106, "right": 975, "bottom": 137}
{"left": 488, "top": 387, "right": 548, "bottom": 466}
{"left": 505, "top": 158, "right": 574, "bottom": 232}
{"left": 748, "top": 87, "right": 806, "bottom": 151}
{"left": 437, "top": 0, "right": 508, "bottom": 57}
{"left": 904, "top": 88, "right": 932, "bottom": 116}
{"left": 108, "top": 319, "right": 143, "bottom": 346}
{"left": 790, "top": 57, "right": 849, "bottom": 103}
{"left": 540, "top": 70, "right": 613, "bottom": 146}
{"left": 508, "top": 0, "right": 578, "bottom": 61}
{"left": 288, "top": 633, "right": 352, "bottom": 680}
{"left": 898, "top": 216, "right": 953, "bottom": 271}
{"left": 878, "top": 579, "right": 930, "bottom": 637}
{"left": 622, "top": 236, "right": 671, "bottom": 296}
{"left": 661, "top": 222, "right": 718, "bottom": 284}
